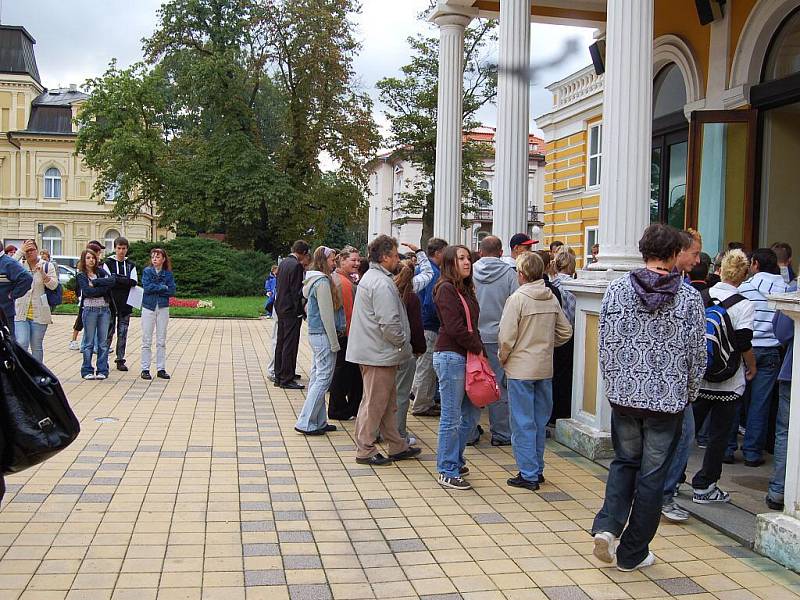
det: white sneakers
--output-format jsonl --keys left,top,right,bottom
{"left": 593, "top": 532, "right": 617, "bottom": 563}
{"left": 69, "top": 340, "right": 80, "bottom": 351}
{"left": 617, "top": 551, "right": 656, "bottom": 572}
{"left": 593, "top": 532, "right": 656, "bottom": 572}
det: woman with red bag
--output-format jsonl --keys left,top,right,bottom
{"left": 433, "top": 245, "right": 485, "bottom": 490}
{"left": 498, "top": 252, "right": 572, "bottom": 491}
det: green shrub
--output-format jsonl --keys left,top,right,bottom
{"left": 125, "top": 237, "right": 273, "bottom": 297}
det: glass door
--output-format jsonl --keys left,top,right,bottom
{"left": 686, "top": 110, "right": 757, "bottom": 254}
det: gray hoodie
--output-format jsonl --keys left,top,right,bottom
{"left": 473, "top": 257, "right": 519, "bottom": 344}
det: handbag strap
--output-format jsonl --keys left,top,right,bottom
{"left": 457, "top": 291, "right": 473, "bottom": 334}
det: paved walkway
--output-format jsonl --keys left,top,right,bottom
{"left": 1, "top": 316, "right": 799, "bottom": 600}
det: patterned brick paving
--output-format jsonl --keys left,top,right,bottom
{"left": 1, "top": 316, "right": 799, "bottom": 599}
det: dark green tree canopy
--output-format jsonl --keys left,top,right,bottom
{"left": 76, "top": 0, "right": 378, "bottom": 256}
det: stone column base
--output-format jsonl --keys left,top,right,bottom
{"left": 755, "top": 512, "right": 800, "bottom": 573}
{"left": 555, "top": 418, "right": 614, "bottom": 461}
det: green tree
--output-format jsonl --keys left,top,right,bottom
{"left": 76, "top": 0, "right": 378, "bottom": 257}
{"left": 376, "top": 18, "right": 497, "bottom": 244}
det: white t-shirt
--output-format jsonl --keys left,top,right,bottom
{"left": 701, "top": 282, "right": 755, "bottom": 397}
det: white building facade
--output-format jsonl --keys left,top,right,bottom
{"left": 366, "top": 127, "right": 545, "bottom": 248}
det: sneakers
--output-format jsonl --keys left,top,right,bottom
{"left": 141, "top": 371, "right": 152, "bottom": 380}
{"left": 157, "top": 370, "right": 171, "bottom": 380}
{"left": 693, "top": 484, "right": 730, "bottom": 504}
{"left": 618, "top": 551, "right": 656, "bottom": 572}
{"left": 593, "top": 531, "right": 617, "bottom": 563}
{"left": 507, "top": 473, "right": 539, "bottom": 491}
{"left": 95, "top": 373, "right": 107, "bottom": 380}
{"left": 406, "top": 436, "right": 417, "bottom": 446}
{"left": 459, "top": 465, "right": 470, "bottom": 477}
{"left": 438, "top": 473, "right": 471, "bottom": 490}
{"left": 116, "top": 362, "right": 128, "bottom": 372}
{"left": 69, "top": 340, "right": 80, "bottom": 351}
{"left": 82, "top": 373, "right": 95, "bottom": 380}
{"left": 661, "top": 502, "right": 690, "bottom": 522}
{"left": 766, "top": 496, "right": 784, "bottom": 511}
{"left": 389, "top": 447, "right": 422, "bottom": 461}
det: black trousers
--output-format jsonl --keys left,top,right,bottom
{"left": 691, "top": 396, "right": 738, "bottom": 490}
{"left": 275, "top": 316, "right": 302, "bottom": 386}
{"left": 107, "top": 312, "right": 131, "bottom": 364}
{"left": 328, "top": 335, "right": 363, "bottom": 419}
{"left": 551, "top": 338, "right": 574, "bottom": 423}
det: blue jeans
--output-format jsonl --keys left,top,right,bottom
{"left": 81, "top": 307, "right": 111, "bottom": 377}
{"left": 593, "top": 406, "right": 683, "bottom": 570}
{"left": 296, "top": 333, "right": 335, "bottom": 432}
{"left": 662, "top": 404, "right": 694, "bottom": 504}
{"left": 434, "top": 351, "right": 481, "bottom": 478}
{"left": 728, "top": 346, "right": 781, "bottom": 461}
{"left": 768, "top": 381, "right": 791, "bottom": 504}
{"left": 508, "top": 378, "right": 552, "bottom": 481}
{"left": 15, "top": 319, "right": 48, "bottom": 363}
{"left": 479, "top": 343, "right": 511, "bottom": 443}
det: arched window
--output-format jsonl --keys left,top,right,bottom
{"left": 763, "top": 8, "right": 800, "bottom": 82}
{"left": 479, "top": 179, "right": 489, "bottom": 190}
{"left": 44, "top": 167, "right": 62, "bottom": 199}
{"left": 104, "top": 229, "right": 121, "bottom": 253}
{"left": 653, "top": 64, "right": 687, "bottom": 119}
{"left": 42, "top": 226, "right": 63, "bottom": 256}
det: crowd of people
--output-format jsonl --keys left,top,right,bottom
{"left": 0, "top": 237, "right": 176, "bottom": 380}
{"left": 268, "top": 225, "right": 796, "bottom": 572}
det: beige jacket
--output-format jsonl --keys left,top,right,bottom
{"left": 498, "top": 279, "right": 572, "bottom": 380}
{"left": 13, "top": 255, "right": 58, "bottom": 325}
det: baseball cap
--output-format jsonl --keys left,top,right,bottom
{"left": 509, "top": 233, "right": 535, "bottom": 250}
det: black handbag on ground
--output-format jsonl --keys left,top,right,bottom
{"left": 0, "top": 308, "right": 80, "bottom": 475}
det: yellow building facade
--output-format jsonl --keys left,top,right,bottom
{"left": 538, "top": 0, "right": 800, "bottom": 269}
{"left": 0, "top": 25, "right": 165, "bottom": 259}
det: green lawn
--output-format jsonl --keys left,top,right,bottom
{"left": 54, "top": 296, "right": 267, "bottom": 319}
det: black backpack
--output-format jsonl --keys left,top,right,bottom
{"left": 701, "top": 289, "right": 746, "bottom": 383}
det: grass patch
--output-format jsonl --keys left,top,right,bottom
{"left": 53, "top": 296, "right": 267, "bottom": 319}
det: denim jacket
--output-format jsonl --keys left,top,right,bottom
{"left": 303, "top": 272, "right": 343, "bottom": 352}
{"left": 142, "top": 267, "right": 176, "bottom": 310}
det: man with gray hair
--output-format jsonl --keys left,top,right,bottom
{"left": 472, "top": 235, "right": 518, "bottom": 446}
{"left": 347, "top": 235, "right": 422, "bottom": 466}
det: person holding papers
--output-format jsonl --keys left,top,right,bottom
{"left": 140, "top": 248, "right": 176, "bottom": 380}
{"left": 103, "top": 236, "right": 138, "bottom": 372}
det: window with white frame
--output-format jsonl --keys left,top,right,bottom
{"left": 585, "top": 226, "right": 599, "bottom": 265}
{"left": 44, "top": 167, "right": 62, "bottom": 199}
{"left": 587, "top": 123, "right": 602, "bottom": 189}
{"left": 104, "top": 229, "right": 121, "bottom": 253}
{"left": 42, "top": 226, "right": 63, "bottom": 256}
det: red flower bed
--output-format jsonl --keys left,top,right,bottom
{"left": 169, "top": 298, "right": 200, "bottom": 308}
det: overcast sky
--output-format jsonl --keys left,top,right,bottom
{"left": 3, "top": 0, "right": 595, "bottom": 136}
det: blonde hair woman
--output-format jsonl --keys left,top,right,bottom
{"left": 690, "top": 249, "right": 756, "bottom": 505}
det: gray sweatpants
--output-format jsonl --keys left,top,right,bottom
{"left": 141, "top": 306, "right": 169, "bottom": 372}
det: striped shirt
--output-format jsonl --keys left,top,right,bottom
{"left": 738, "top": 272, "right": 787, "bottom": 347}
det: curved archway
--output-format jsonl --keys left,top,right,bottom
{"left": 729, "top": 0, "right": 800, "bottom": 92}
{"left": 653, "top": 34, "right": 704, "bottom": 108}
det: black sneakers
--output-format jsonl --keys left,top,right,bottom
{"left": 507, "top": 473, "right": 539, "bottom": 491}
{"left": 141, "top": 371, "right": 152, "bottom": 380}
{"left": 157, "top": 370, "right": 171, "bottom": 380}
{"left": 389, "top": 447, "right": 422, "bottom": 461}
{"left": 356, "top": 453, "right": 393, "bottom": 466}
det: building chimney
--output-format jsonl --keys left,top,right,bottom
{"left": 69, "top": 83, "right": 77, "bottom": 92}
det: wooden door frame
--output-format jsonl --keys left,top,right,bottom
{"left": 685, "top": 109, "right": 758, "bottom": 248}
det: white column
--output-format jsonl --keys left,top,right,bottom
{"left": 755, "top": 295, "right": 800, "bottom": 571}
{"left": 590, "top": 0, "right": 655, "bottom": 271}
{"left": 432, "top": 10, "right": 472, "bottom": 244}
{"left": 494, "top": 0, "right": 531, "bottom": 249}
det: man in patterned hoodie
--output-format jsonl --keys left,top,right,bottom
{"left": 591, "top": 224, "right": 706, "bottom": 572}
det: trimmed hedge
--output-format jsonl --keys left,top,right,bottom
{"left": 125, "top": 237, "right": 273, "bottom": 297}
